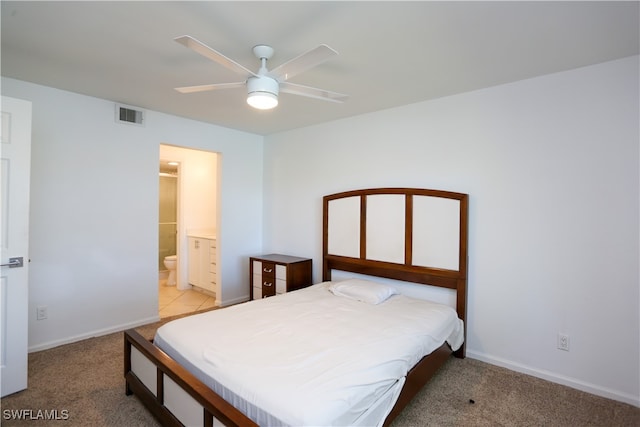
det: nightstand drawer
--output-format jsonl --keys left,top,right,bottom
{"left": 261, "top": 279, "right": 276, "bottom": 298}
{"left": 260, "top": 261, "right": 276, "bottom": 278}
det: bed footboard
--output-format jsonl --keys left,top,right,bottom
{"left": 124, "top": 329, "right": 257, "bottom": 427}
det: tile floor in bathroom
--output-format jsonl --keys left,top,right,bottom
{"left": 158, "top": 277, "right": 217, "bottom": 318}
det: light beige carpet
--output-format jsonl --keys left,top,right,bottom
{"left": 2, "top": 314, "right": 638, "bottom": 426}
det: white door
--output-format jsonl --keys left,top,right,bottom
{"left": 1, "top": 96, "right": 32, "bottom": 397}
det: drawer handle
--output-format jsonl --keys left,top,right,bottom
{"left": 263, "top": 268, "right": 273, "bottom": 273}
{"left": 263, "top": 282, "right": 273, "bottom": 287}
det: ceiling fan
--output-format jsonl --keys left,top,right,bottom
{"left": 174, "top": 35, "right": 349, "bottom": 110}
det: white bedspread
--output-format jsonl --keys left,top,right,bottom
{"left": 154, "top": 282, "right": 463, "bottom": 426}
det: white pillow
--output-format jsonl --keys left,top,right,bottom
{"left": 328, "top": 279, "right": 399, "bottom": 305}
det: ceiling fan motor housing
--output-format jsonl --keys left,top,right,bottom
{"left": 247, "top": 75, "right": 279, "bottom": 97}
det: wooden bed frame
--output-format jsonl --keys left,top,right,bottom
{"left": 323, "top": 188, "right": 468, "bottom": 426}
{"left": 124, "top": 187, "right": 468, "bottom": 427}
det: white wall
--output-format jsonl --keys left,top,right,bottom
{"left": 1, "top": 77, "right": 264, "bottom": 351}
{"left": 262, "top": 56, "right": 639, "bottom": 405}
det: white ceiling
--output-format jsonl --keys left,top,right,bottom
{"left": 2, "top": 1, "right": 638, "bottom": 136}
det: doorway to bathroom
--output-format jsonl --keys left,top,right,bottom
{"left": 158, "top": 160, "right": 178, "bottom": 280}
{"left": 158, "top": 144, "right": 219, "bottom": 318}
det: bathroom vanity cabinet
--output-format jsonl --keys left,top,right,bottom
{"left": 250, "top": 254, "right": 312, "bottom": 300}
{"left": 188, "top": 236, "right": 216, "bottom": 294}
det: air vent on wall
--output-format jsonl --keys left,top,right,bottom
{"left": 115, "top": 103, "right": 144, "bottom": 126}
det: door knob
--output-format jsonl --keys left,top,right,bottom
{"left": 1, "top": 257, "right": 23, "bottom": 268}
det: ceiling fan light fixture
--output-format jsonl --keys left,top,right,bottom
{"left": 247, "top": 92, "right": 278, "bottom": 110}
{"left": 247, "top": 76, "right": 279, "bottom": 110}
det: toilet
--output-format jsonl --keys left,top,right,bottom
{"left": 163, "top": 255, "right": 177, "bottom": 286}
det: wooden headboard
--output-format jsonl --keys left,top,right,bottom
{"left": 322, "top": 187, "right": 468, "bottom": 356}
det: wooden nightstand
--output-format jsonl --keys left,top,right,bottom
{"left": 250, "top": 254, "right": 312, "bottom": 300}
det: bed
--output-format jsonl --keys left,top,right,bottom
{"left": 124, "top": 187, "right": 468, "bottom": 427}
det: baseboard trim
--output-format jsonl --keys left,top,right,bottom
{"left": 467, "top": 350, "right": 640, "bottom": 408}
{"left": 28, "top": 315, "right": 161, "bottom": 353}
{"left": 218, "top": 295, "right": 250, "bottom": 307}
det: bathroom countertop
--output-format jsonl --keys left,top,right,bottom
{"left": 187, "top": 231, "right": 216, "bottom": 240}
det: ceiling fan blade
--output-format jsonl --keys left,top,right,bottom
{"left": 174, "top": 35, "right": 257, "bottom": 78}
{"left": 280, "top": 81, "right": 348, "bottom": 103}
{"left": 270, "top": 44, "right": 338, "bottom": 81}
{"left": 175, "top": 81, "right": 245, "bottom": 94}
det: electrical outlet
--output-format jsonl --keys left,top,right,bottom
{"left": 557, "top": 333, "right": 569, "bottom": 351}
{"left": 37, "top": 305, "right": 48, "bottom": 320}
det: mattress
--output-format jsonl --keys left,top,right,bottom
{"left": 154, "top": 281, "right": 463, "bottom": 426}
